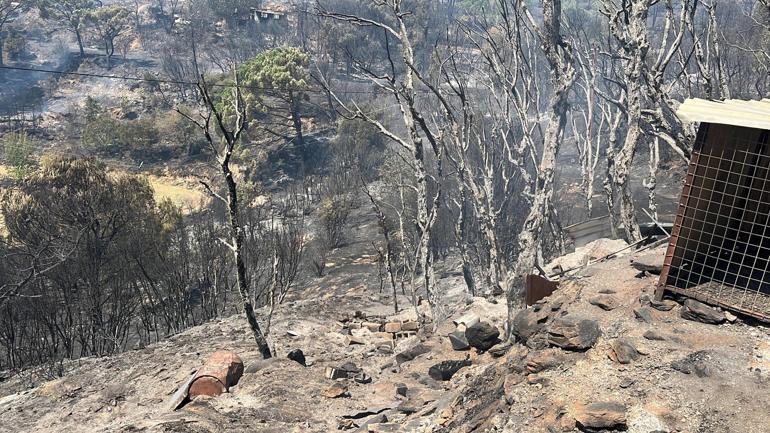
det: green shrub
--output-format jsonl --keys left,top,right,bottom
{"left": 2, "top": 132, "right": 35, "bottom": 180}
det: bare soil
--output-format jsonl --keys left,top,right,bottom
{"left": 1, "top": 207, "right": 769, "bottom": 433}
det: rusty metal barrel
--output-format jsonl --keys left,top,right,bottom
{"left": 188, "top": 351, "right": 244, "bottom": 398}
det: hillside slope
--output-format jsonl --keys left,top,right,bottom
{"left": 1, "top": 215, "right": 769, "bottom": 432}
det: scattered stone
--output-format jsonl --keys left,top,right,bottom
{"left": 488, "top": 341, "right": 513, "bottom": 357}
{"left": 341, "top": 406, "right": 394, "bottom": 420}
{"left": 619, "top": 378, "right": 635, "bottom": 389}
{"left": 354, "top": 311, "right": 367, "bottom": 320}
{"left": 671, "top": 351, "right": 711, "bottom": 377}
{"left": 643, "top": 330, "right": 666, "bottom": 341}
{"left": 609, "top": 339, "right": 640, "bottom": 364}
{"left": 384, "top": 322, "right": 402, "bottom": 333}
{"left": 353, "top": 373, "right": 372, "bottom": 384}
{"left": 287, "top": 349, "right": 306, "bottom": 366}
{"left": 448, "top": 331, "right": 470, "bottom": 351}
{"left": 634, "top": 307, "right": 653, "bottom": 324}
{"left": 340, "top": 362, "right": 361, "bottom": 374}
{"left": 589, "top": 294, "right": 621, "bottom": 311}
{"left": 428, "top": 359, "right": 472, "bottom": 381}
{"left": 322, "top": 383, "right": 349, "bottom": 399}
{"left": 368, "top": 423, "right": 401, "bottom": 432}
{"left": 598, "top": 289, "right": 617, "bottom": 294}
{"left": 377, "top": 344, "right": 394, "bottom": 355}
{"left": 680, "top": 299, "right": 725, "bottom": 324}
{"left": 548, "top": 316, "right": 601, "bottom": 350}
{"left": 395, "top": 383, "right": 408, "bottom": 397}
{"left": 347, "top": 335, "right": 366, "bottom": 345}
{"left": 397, "top": 397, "right": 425, "bottom": 414}
{"left": 627, "top": 406, "right": 670, "bottom": 433}
{"left": 573, "top": 402, "right": 627, "bottom": 430}
{"left": 512, "top": 309, "right": 548, "bottom": 343}
{"left": 650, "top": 299, "right": 676, "bottom": 312}
{"left": 395, "top": 344, "right": 431, "bottom": 364}
{"left": 504, "top": 375, "right": 523, "bottom": 404}
{"left": 630, "top": 255, "right": 664, "bottom": 274}
{"left": 725, "top": 311, "right": 738, "bottom": 323}
{"left": 465, "top": 321, "right": 501, "bottom": 351}
{"left": 526, "top": 350, "right": 563, "bottom": 374}
{"left": 527, "top": 375, "right": 550, "bottom": 386}
{"left": 363, "top": 322, "right": 383, "bottom": 332}
{"left": 338, "top": 419, "right": 357, "bottom": 430}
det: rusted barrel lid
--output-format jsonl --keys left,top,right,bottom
{"left": 188, "top": 351, "right": 244, "bottom": 398}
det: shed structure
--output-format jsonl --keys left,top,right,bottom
{"left": 656, "top": 99, "right": 770, "bottom": 322}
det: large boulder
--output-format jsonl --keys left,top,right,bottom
{"left": 680, "top": 299, "right": 725, "bottom": 324}
{"left": 428, "top": 359, "right": 472, "bottom": 381}
{"left": 547, "top": 316, "right": 601, "bottom": 350}
{"left": 465, "top": 321, "right": 501, "bottom": 351}
{"left": 512, "top": 308, "right": 547, "bottom": 343}
{"left": 573, "top": 402, "right": 627, "bottom": 430}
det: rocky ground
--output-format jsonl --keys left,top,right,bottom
{"left": 1, "top": 206, "right": 769, "bottom": 433}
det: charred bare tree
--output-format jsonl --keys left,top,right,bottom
{"left": 317, "top": 1, "right": 446, "bottom": 323}
{"left": 179, "top": 72, "right": 273, "bottom": 359}
{"left": 506, "top": 0, "right": 577, "bottom": 314}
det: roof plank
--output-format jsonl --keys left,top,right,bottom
{"left": 677, "top": 98, "right": 770, "bottom": 131}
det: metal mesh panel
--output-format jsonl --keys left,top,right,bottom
{"left": 659, "top": 123, "right": 770, "bottom": 321}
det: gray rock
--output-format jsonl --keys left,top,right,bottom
{"left": 395, "top": 344, "right": 431, "bottom": 364}
{"left": 573, "top": 402, "right": 627, "bottom": 430}
{"left": 547, "top": 315, "right": 601, "bottom": 350}
{"left": 671, "top": 351, "right": 711, "bottom": 377}
{"left": 589, "top": 294, "right": 621, "bottom": 311}
{"left": 609, "top": 338, "right": 640, "bottom": 364}
{"left": 634, "top": 307, "right": 653, "bottom": 324}
{"left": 488, "top": 341, "right": 512, "bottom": 357}
{"left": 448, "top": 331, "right": 470, "bottom": 351}
{"left": 525, "top": 350, "right": 563, "bottom": 374}
{"left": 680, "top": 299, "right": 725, "bottom": 324}
{"left": 631, "top": 255, "right": 664, "bottom": 274}
{"left": 643, "top": 330, "right": 666, "bottom": 341}
{"left": 649, "top": 299, "right": 676, "bottom": 311}
{"left": 428, "top": 359, "right": 472, "bottom": 381}
{"left": 465, "top": 321, "right": 501, "bottom": 351}
{"left": 511, "top": 308, "right": 548, "bottom": 343}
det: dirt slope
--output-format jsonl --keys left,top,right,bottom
{"left": 1, "top": 218, "right": 769, "bottom": 432}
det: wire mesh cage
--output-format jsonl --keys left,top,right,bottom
{"left": 657, "top": 123, "right": 770, "bottom": 321}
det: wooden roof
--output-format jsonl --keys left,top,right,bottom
{"left": 676, "top": 98, "right": 770, "bottom": 131}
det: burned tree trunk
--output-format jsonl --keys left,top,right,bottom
{"left": 506, "top": 0, "right": 576, "bottom": 314}
{"left": 181, "top": 73, "right": 273, "bottom": 360}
